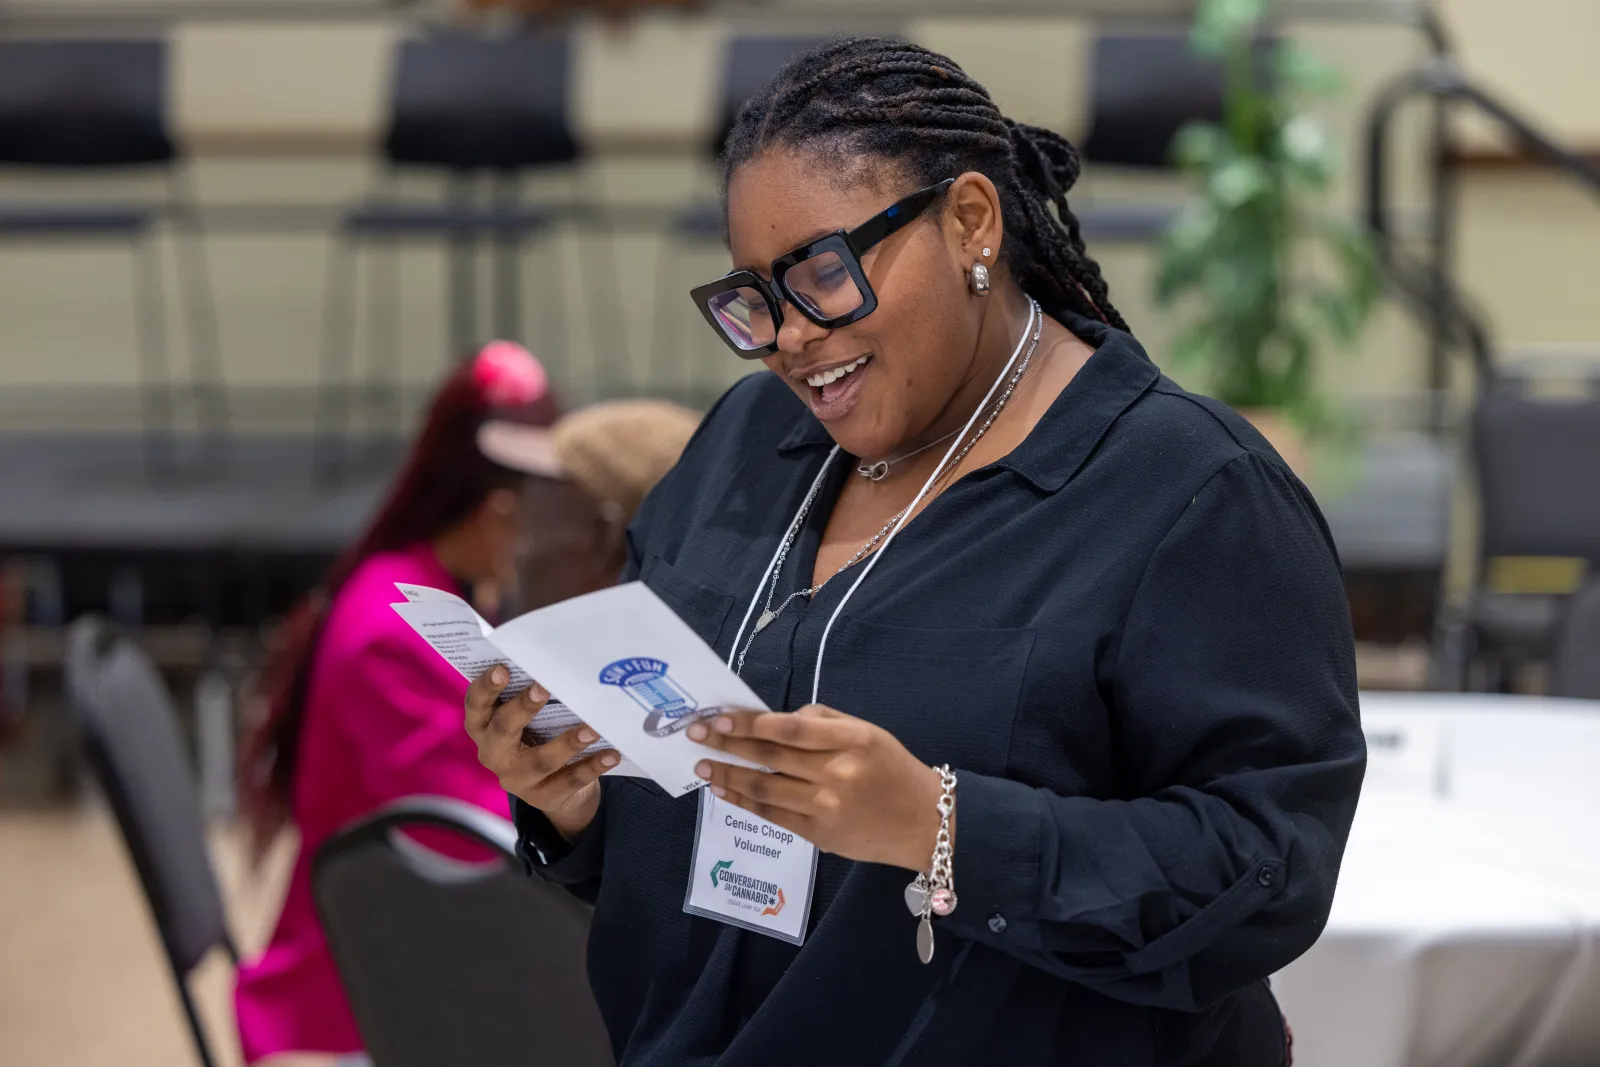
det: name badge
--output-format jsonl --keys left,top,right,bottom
{"left": 684, "top": 789, "right": 818, "bottom": 945}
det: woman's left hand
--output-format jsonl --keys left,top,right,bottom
{"left": 688, "top": 705, "right": 946, "bottom": 872}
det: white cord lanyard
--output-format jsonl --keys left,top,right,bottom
{"left": 725, "top": 299, "right": 1040, "bottom": 705}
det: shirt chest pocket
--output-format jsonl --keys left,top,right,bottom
{"left": 816, "top": 617, "right": 1034, "bottom": 779}
{"left": 638, "top": 553, "right": 737, "bottom": 657}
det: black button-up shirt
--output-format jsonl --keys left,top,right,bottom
{"left": 516, "top": 314, "right": 1364, "bottom": 1067}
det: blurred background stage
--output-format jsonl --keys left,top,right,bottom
{"left": 0, "top": 1, "right": 1598, "bottom": 1066}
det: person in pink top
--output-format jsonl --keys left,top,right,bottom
{"left": 232, "top": 341, "right": 563, "bottom": 1067}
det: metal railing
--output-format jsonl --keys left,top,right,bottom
{"left": 1364, "top": 60, "right": 1600, "bottom": 395}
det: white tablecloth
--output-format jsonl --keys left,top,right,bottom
{"left": 1272, "top": 693, "right": 1600, "bottom": 1067}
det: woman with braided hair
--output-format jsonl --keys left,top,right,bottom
{"left": 465, "top": 37, "right": 1359, "bottom": 1066}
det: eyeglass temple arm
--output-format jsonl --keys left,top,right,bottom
{"left": 844, "top": 178, "right": 957, "bottom": 257}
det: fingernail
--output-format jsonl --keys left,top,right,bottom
{"left": 714, "top": 716, "right": 734, "bottom": 734}
{"left": 695, "top": 760, "right": 712, "bottom": 780}
{"left": 491, "top": 666, "right": 507, "bottom": 685}
{"left": 526, "top": 682, "right": 549, "bottom": 702}
{"left": 578, "top": 728, "right": 598, "bottom": 744}
{"left": 687, "top": 723, "right": 708, "bottom": 742}
{"left": 711, "top": 785, "right": 726, "bottom": 798}
{"left": 601, "top": 751, "right": 619, "bottom": 767}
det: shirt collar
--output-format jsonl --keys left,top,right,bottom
{"left": 995, "top": 311, "right": 1158, "bottom": 493}
{"left": 775, "top": 311, "right": 1158, "bottom": 493}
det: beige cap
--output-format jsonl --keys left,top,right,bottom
{"left": 479, "top": 399, "right": 702, "bottom": 520}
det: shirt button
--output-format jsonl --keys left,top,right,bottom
{"left": 1257, "top": 865, "right": 1278, "bottom": 888}
{"left": 987, "top": 913, "right": 1008, "bottom": 934}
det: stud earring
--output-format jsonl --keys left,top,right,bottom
{"left": 981, "top": 247, "right": 992, "bottom": 259}
{"left": 968, "top": 261, "right": 991, "bottom": 296}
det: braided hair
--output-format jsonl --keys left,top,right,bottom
{"left": 720, "top": 36, "right": 1128, "bottom": 333}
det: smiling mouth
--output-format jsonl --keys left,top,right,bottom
{"left": 803, "top": 354, "right": 871, "bottom": 389}
{"left": 798, "top": 354, "right": 873, "bottom": 420}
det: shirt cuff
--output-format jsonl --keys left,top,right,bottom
{"left": 511, "top": 793, "right": 606, "bottom": 887}
{"left": 939, "top": 771, "right": 1046, "bottom": 947}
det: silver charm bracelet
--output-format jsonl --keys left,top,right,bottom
{"left": 904, "top": 764, "right": 958, "bottom": 964}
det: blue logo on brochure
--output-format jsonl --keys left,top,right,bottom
{"left": 599, "top": 657, "right": 721, "bottom": 738}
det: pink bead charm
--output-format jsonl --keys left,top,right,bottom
{"left": 930, "top": 887, "right": 957, "bottom": 917}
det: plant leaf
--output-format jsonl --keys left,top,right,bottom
{"left": 1275, "top": 41, "right": 1344, "bottom": 96}
{"left": 1171, "top": 121, "right": 1228, "bottom": 170}
{"left": 1279, "top": 115, "right": 1334, "bottom": 186}
{"left": 1171, "top": 326, "right": 1218, "bottom": 372}
{"left": 1210, "top": 158, "right": 1270, "bottom": 207}
{"left": 1312, "top": 288, "right": 1363, "bottom": 344}
{"left": 1321, "top": 217, "right": 1382, "bottom": 314}
{"left": 1192, "top": 0, "right": 1269, "bottom": 55}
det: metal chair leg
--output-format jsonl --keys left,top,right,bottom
{"left": 578, "top": 216, "right": 631, "bottom": 398}
{"left": 314, "top": 235, "right": 361, "bottom": 484}
{"left": 132, "top": 228, "right": 174, "bottom": 479}
{"left": 649, "top": 235, "right": 679, "bottom": 402}
{"left": 447, "top": 173, "right": 478, "bottom": 354}
{"left": 569, "top": 169, "right": 631, "bottom": 398}
{"left": 170, "top": 177, "right": 229, "bottom": 458}
{"left": 492, "top": 174, "right": 522, "bottom": 344}
{"left": 525, "top": 228, "right": 568, "bottom": 385}
{"left": 167, "top": 956, "right": 221, "bottom": 1067}
{"left": 366, "top": 234, "right": 402, "bottom": 451}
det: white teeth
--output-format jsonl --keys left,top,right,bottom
{"left": 806, "top": 356, "right": 870, "bottom": 389}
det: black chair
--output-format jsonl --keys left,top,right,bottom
{"left": 313, "top": 795, "right": 613, "bottom": 1067}
{"left": 316, "top": 30, "right": 581, "bottom": 475}
{"left": 64, "top": 616, "right": 236, "bottom": 1067}
{"left": 651, "top": 34, "right": 834, "bottom": 402}
{"left": 1438, "top": 372, "right": 1600, "bottom": 690}
{"left": 1552, "top": 578, "right": 1600, "bottom": 700}
{"left": 0, "top": 39, "right": 227, "bottom": 472}
{"left": 1076, "top": 31, "right": 1274, "bottom": 243}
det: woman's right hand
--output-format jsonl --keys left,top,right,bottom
{"left": 464, "top": 665, "right": 618, "bottom": 841}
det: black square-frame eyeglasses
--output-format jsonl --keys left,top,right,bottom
{"left": 688, "top": 178, "right": 956, "bottom": 358}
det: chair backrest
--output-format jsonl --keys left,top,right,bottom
{"left": 1083, "top": 31, "right": 1264, "bottom": 169}
{"left": 64, "top": 617, "right": 230, "bottom": 977}
{"left": 1553, "top": 579, "right": 1600, "bottom": 700}
{"left": 314, "top": 796, "right": 613, "bottom": 1067}
{"left": 709, "top": 34, "right": 834, "bottom": 155}
{"left": 1472, "top": 377, "right": 1600, "bottom": 565}
{"left": 384, "top": 31, "right": 579, "bottom": 170}
{"left": 0, "top": 39, "right": 173, "bottom": 167}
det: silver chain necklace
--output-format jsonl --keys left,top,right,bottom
{"left": 735, "top": 301, "right": 1042, "bottom": 675}
{"left": 856, "top": 426, "right": 962, "bottom": 481}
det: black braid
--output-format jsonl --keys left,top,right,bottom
{"left": 721, "top": 36, "right": 1129, "bottom": 332}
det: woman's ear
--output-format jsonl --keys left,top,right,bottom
{"left": 946, "top": 171, "right": 1004, "bottom": 266}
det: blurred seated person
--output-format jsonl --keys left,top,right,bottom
{"left": 234, "top": 340, "right": 699, "bottom": 1067}
{"left": 480, "top": 398, "right": 704, "bottom": 610}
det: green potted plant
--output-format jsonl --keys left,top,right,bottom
{"left": 1156, "top": 0, "right": 1380, "bottom": 477}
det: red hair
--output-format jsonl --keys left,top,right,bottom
{"left": 238, "top": 344, "right": 560, "bottom": 855}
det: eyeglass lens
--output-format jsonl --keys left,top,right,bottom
{"left": 705, "top": 250, "right": 866, "bottom": 349}
{"left": 782, "top": 250, "right": 863, "bottom": 321}
{"left": 706, "top": 286, "right": 777, "bottom": 351}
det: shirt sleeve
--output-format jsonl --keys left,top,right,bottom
{"left": 511, "top": 790, "right": 607, "bottom": 901}
{"left": 942, "top": 452, "right": 1366, "bottom": 1012}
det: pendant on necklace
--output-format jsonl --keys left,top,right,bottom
{"left": 917, "top": 915, "right": 936, "bottom": 964}
{"left": 858, "top": 460, "right": 890, "bottom": 482}
{"left": 753, "top": 609, "right": 779, "bottom": 635}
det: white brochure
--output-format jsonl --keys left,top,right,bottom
{"left": 390, "top": 584, "right": 645, "bottom": 780}
{"left": 394, "top": 581, "right": 766, "bottom": 797}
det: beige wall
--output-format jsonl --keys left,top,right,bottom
{"left": 1442, "top": 0, "right": 1600, "bottom": 151}
{"left": 0, "top": 4, "right": 1594, "bottom": 432}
